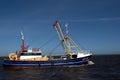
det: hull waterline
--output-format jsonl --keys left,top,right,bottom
{"left": 3, "top": 56, "right": 91, "bottom": 67}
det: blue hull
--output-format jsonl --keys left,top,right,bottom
{"left": 3, "top": 56, "right": 90, "bottom": 67}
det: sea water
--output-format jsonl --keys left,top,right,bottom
{"left": 0, "top": 55, "right": 120, "bottom": 80}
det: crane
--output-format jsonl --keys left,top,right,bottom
{"left": 53, "top": 20, "right": 81, "bottom": 59}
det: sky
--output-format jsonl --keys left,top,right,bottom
{"left": 0, "top": 0, "right": 120, "bottom": 56}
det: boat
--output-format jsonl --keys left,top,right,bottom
{"left": 2, "top": 20, "right": 94, "bottom": 67}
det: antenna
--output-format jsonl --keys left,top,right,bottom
{"left": 21, "top": 30, "right": 24, "bottom": 40}
{"left": 21, "top": 30, "right": 25, "bottom": 52}
{"left": 65, "top": 23, "right": 69, "bottom": 35}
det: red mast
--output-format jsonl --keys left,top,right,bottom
{"left": 21, "top": 31, "right": 25, "bottom": 52}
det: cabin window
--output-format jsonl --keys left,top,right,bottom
{"left": 22, "top": 50, "right": 27, "bottom": 52}
{"left": 72, "top": 55, "right": 77, "bottom": 58}
{"left": 21, "top": 53, "right": 41, "bottom": 55}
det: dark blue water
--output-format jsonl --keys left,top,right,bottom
{"left": 0, "top": 55, "right": 120, "bottom": 80}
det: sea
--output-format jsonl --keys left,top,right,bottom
{"left": 0, "top": 55, "right": 120, "bottom": 80}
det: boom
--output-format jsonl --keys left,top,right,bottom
{"left": 53, "top": 20, "right": 72, "bottom": 57}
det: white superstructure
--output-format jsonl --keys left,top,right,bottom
{"left": 19, "top": 48, "right": 42, "bottom": 60}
